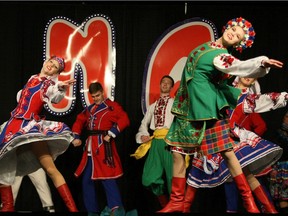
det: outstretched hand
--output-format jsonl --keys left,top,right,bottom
{"left": 263, "top": 59, "right": 283, "bottom": 69}
{"left": 58, "top": 79, "right": 76, "bottom": 90}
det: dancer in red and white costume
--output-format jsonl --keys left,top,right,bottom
{"left": 0, "top": 56, "right": 78, "bottom": 212}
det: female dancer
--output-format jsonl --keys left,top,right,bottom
{"left": 0, "top": 56, "right": 79, "bottom": 212}
{"left": 185, "top": 76, "right": 284, "bottom": 213}
{"left": 159, "top": 17, "right": 283, "bottom": 213}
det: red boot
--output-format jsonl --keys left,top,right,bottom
{"left": 253, "top": 185, "right": 278, "bottom": 214}
{"left": 233, "top": 174, "right": 260, "bottom": 213}
{"left": 183, "top": 185, "right": 197, "bottom": 213}
{"left": 0, "top": 186, "right": 14, "bottom": 212}
{"left": 157, "top": 194, "right": 169, "bottom": 208}
{"left": 57, "top": 183, "right": 78, "bottom": 212}
{"left": 157, "top": 177, "right": 186, "bottom": 213}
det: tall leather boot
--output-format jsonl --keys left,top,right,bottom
{"left": 157, "top": 177, "right": 186, "bottom": 213}
{"left": 253, "top": 185, "right": 278, "bottom": 214}
{"left": 0, "top": 186, "right": 14, "bottom": 212}
{"left": 183, "top": 184, "right": 197, "bottom": 213}
{"left": 157, "top": 194, "right": 169, "bottom": 208}
{"left": 233, "top": 174, "right": 260, "bottom": 213}
{"left": 57, "top": 183, "right": 78, "bottom": 212}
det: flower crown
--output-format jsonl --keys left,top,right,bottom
{"left": 222, "top": 17, "right": 256, "bottom": 53}
{"left": 50, "top": 55, "right": 65, "bottom": 72}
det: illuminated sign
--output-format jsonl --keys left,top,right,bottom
{"left": 43, "top": 14, "right": 115, "bottom": 115}
{"left": 142, "top": 17, "right": 218, "bottom": 114}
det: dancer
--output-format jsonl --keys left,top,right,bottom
{"left": 269, "top": 111, "right": 288, "bottom": 213}
{"left": 224, "top": 77, "right": 274, "bottom": 213}
{"left": 72, "top": 82, "right": 130, "bottom": 216}
{"left": 0, "top": 56, "right": 78, "bottom": 212}
{"left": 159, "top": 17, "right": 283, "bottom": 213}
{"left": 132, "top": 75, "right": 174, "bottom": 209}
{"left": 186, "top": 76, "right": 281, "bottom": 214}
{"left": 1, "top": 85, "right": 55, "bottom": 212}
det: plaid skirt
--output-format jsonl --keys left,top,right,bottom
{"left": 200, "top": 119, "right": 234, "bottom": 155}
{"left": 166, "top": 118, "right": 233, "bottom": 155}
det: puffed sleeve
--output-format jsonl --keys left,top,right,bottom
{"left": 48, "top": 81, "right": 66, "bottom": 104}
{"left": 244, "top": 92, "right": 288, "bottom": 113}
{"left": 135, "top": 104, "right": 154, "bottom": 144}
{"left": 42, "top": 79, "right": 66, "bottom": 104}
{"left": 213, "top": 54, "right": 270, "bottom": 78}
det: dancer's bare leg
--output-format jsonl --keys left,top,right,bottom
{"left": 221, "top": 149, "right": 243, "bottom": 177}
{"left": 30, "top": 141, "right": 78, "bottom": 212}
{"left": 172, "top": 152, "right": 186, "bottom": 177}
{"left": 31, "top": 141, "right": 65, "bottom": 187}
{"left": 243, "top": 168, "right": 260, "bottom": 190}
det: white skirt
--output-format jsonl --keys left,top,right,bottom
{"left": 0, "top": 119, "right": 74, "bottom": 185}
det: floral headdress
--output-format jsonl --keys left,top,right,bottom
{"left": 222, "top": 17, "right": 256, "bottom": 53}
{"left": 50, "top": 55, "right": 65, "bottom": 73}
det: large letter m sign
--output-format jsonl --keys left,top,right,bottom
{"left": 43, "top": 14, "right": 116, "bottom": 116}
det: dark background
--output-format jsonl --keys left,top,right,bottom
{"left": 1, "top": 1, "right": 288, "bottom": 215}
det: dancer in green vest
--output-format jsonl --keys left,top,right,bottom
{"left": 158, "top": 17, "right": 284, "bottom": 213}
